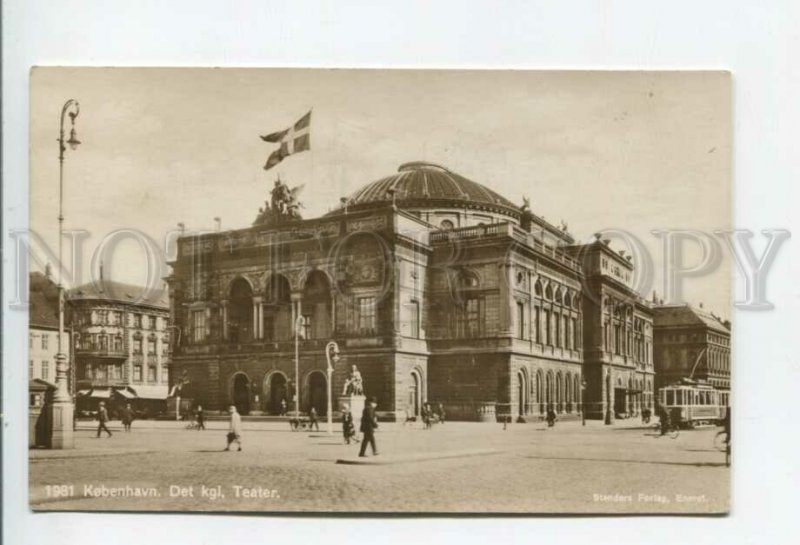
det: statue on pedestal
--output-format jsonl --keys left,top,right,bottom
{"left": 342, "top": 364, "right": 364, "bottom": 396}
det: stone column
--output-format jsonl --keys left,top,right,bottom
{"left": 253, "top": 297, "right": 263, "bottom": 339}
{"left": 329, "top": 289, "right": 337, "bottom": 335}
{"left": 220, "top": 300, "right": 228, "bottom": 341}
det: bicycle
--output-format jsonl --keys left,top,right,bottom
{"left": 714, "top": 430, "right": 731, "bottom": 466}
{"left": 652, "top": 421, "right": 679, "bottom": 439}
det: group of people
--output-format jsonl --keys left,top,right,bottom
{"left": 94, "top": 401, "right": 136, "bottom": 438}
{"left": 420, "top": 402, "right": 446, "bottom": 429}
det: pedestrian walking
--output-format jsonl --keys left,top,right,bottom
{"left": 422, "top": 402, "right": 432, "bottom": 429}
{"left": 96, "top": 401, "right": 112, "bottom": 438}
{"left": 309, "top": 406, "right": 319, "bottom": 431}
{"left": 437, "top": 402, "right": 446, "bottom": 424}
{"left": 341, "top": 405, "right": 358, "bottom": 444}
{"left": 280, "top": 398, "right": 287, "bottom": 416}
{"left": 196, "top": 405, "right": 206, "bottom": 430}
{"left": 224, "top": 405, "right": 242, "bottom": 451}
{"left": 546, "top": 405, "right": 557, "bottom": 428}
{"left": 358, "top": 397, "right": 379, "bottom": 457}
{"left": 120, "top": 403, "right": 134, "bottom": 432}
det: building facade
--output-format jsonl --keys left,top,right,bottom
{"left": 652, "top": 304, "right": 731, "bottom": 405}
{"left": 67, "top": 279, "right": 170, "bottom": 416}
{"left": 29, "top": 271, "right": 70, "bottom": 386}
{"left": 568, "top": 240, "right": 656, "bottom": 422}
{"left": 168, "top": 161, "right": 658, "bottom": 421}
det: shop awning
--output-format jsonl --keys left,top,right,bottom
{"left": 89, "top": 388, "right": 112, "bottom": 399}
{"left": 115, "top": 389, "right": 136, "bottom": 399}
{"left": 129, "top": 385, "right": 168, "bottom": 400}
{"left": 76, "top": 389, "right": 91, "bottom": 397}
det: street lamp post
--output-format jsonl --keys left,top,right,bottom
{"left": 294, "top": 315, "right": 303, "bottom": 418}
{"left": 51, "top": 99, "right": 81, "bottom": 449}
{"left": 325, "top": 341, "right": 340, "bottom": 435}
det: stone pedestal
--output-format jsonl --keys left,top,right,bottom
{"left": 476, "top": 401, "right": 496, "bottom": 423}
{"left": 339, "top": 395, "right": 365, "bottom": 432}
{"left": 49, "top": 400, "right": 74, "bottom": 449}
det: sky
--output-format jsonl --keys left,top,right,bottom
{"left": 29, "top": 68, "right": 731, "bottom": 315}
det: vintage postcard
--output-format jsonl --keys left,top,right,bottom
{"left": 27, "top": 68, "right": 731, "bottom": 514}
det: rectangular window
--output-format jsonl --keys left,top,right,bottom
{"left": 572, "top": 318, "right": 578, "bottom": 350}
{"left": 463, "top": 297, "right": 483, "bottom": 338}
{"left": 192, "top": 310, "right": 207, "bottom": 343}
{"left": 113, "top": 336, "right": 123, "bottom": 352}
{"left": 534, "top": 307, "right": 541, "bottom": 343}
{"left": 41, "top": 360, "right": 50, "bottom": 380}
{"left": 161, "top": 366, "right": 169, "bottom": 383}
{"left": 545, "top": 310, "right": 551, "bottom": 345}
{"left": 133, "top": 365, "right": 143, "bottom": 382}
{"left": 111, "top": 365, "right": 122, "bottom": 380}
{"left": 133, "top": 337, "right": 143, "bottom": 355}
{"left": 29, "top": 360, "right": 34, "bottom": 379}
{"left": 409, "top": 300, "right": 420, "bottom": 338}
{"left": 563, "top": 316, "right": 569, "bottom": 348}
{"left": 133, "top": 314, "right": 142, "bottom": 328}
{"left": 357, "top": 297, "right": 376, "bottom": 335}
{"left": 147, "top": 366, "right": 157, "bottom": 382}
{"left": 301, "top": 314, "right": 312, "bottom": 339}
{"left": 516, "top": 302, "right": 525, "bottom": 340}
{"left": 147, "top": 338, "right": 157, "bottom": 354}
{"left": 84, "top": 365, "right": 93, "bottom": 380}
{"left": 41, "top": 334, "right": 48, "bottom": 350}
{"left": 555, "top": 313, "right": 561, "bottom": 347}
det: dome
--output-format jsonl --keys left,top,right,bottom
{"left": 336, "top": 162, "right": 521, "bottom": 220}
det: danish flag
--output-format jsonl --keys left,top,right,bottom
{"left": 260, "top": 111, "right": 311, "bottom": 170}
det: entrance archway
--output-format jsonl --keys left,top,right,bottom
{"left": 306, "top": 371, "right": 327, "bottom": 415}
{"left": 231, "top": 372, "right": 251, "bottom": 415}
{"left": 264, "top": 371, "right": 288, "bottom": 415}
{"left": 408, "top": 370, "right": 422, "bottom": 417}
{"left": 517, "top": 369, "right": 528, "bottom": 416}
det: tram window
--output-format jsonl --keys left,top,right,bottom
{"left": 666, "top": 391, "right": 674, "bottom": 405}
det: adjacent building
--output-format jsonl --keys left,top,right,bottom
{"left": 29, "top": 270, "right": 70, "bottom": 387}
{"left": 167, "top": 161, "right": 656, "bottom": 421}
{"left": 567, "top": 239, "right": 655, "bottom": 422}
{"left": 67, "top": 277, "right": 171, "bottom": 416}
{"left": 652, "top": 303, "right": 731, "bottom": 406}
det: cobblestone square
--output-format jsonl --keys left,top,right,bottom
{"left": 30, "top": 418, "right": 729, "bottom": 514}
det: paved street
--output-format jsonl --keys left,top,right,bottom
{"left": 29, "top": 418, "right": 729, "bottom": 514}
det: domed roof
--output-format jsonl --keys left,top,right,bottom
{"left": 340, "top": 162, "right": 520, "bottom": 217}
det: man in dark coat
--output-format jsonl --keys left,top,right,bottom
{"left": 96, "top": 401, "right": 112, "bottom": 438}
{"left": 120, "top": 403, "right": 134, "bottom": 432}
{"left": 358, "top": 397, "right": 379, "bottom": 457}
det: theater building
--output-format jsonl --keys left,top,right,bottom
{"left": 168, "top": 161, "right": 654, "bottom": 421}
{"left": 652, "top": 304, "right": 731, "bottom": 405}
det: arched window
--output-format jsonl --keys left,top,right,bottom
{"left": 534, "top": 281, "right": 543, "bottom": 297}
{"left": 440, "top": 219, "right": 454, "bottom": 230}
{"left": 545, "top": 284, "right": 553, "bottom": 301}
{"left": 565, "top": 372, "right": 573, "bottom": 412}
{"left": 229, "top": 278, "right": 254, "bottom": 343}
{"left": 536, "top": 369, "right": 544, "bottom": 413}
{"left": 263, "top": 274, "right": 292, "bottom": 341}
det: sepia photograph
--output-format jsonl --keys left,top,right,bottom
{"left": 26, "top": 67, "right": 732, "bottom": 514}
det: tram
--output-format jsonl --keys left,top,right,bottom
{"left": 657, "top": 379, "right": 729, "bottom": 428}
